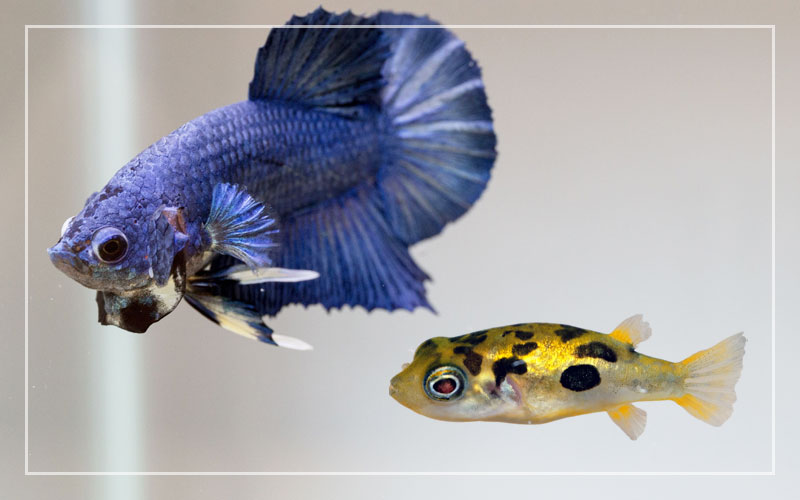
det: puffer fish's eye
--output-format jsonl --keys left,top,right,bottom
{"left": 424, "top": 366, "right": 466, "bottom": 401}
{"left": 92, "top": 227, "right": 129, "bottom": 263}
{"left": 60, "top": 216, "right": 75, "bottom": 238}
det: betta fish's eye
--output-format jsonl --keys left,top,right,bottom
{"left": 91, "top": 227, "right": 129, "bottom": 263}
{"left": 424, "top": 366, "right": 466, "bottom": 401}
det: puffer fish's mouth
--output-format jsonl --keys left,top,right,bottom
{"left": 389, "top": 374, "right": 403, "bottom": 400}
{"left": 48, "top": 241, "right": 89, "bottom": 275}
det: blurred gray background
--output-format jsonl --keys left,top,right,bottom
{"left": 4, "top": 0, "right": 800, "bottom": 499}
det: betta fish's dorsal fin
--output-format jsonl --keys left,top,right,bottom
{"left": 610, "top": 314, "right": 652, "bottom": 348}
{"left": 248, "top": 8, "right": 389, "bottom": 115}
{"left": 607, "top": 404, "right": 647, "bottom": 440}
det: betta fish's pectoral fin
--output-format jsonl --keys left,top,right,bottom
{"left": 184, "top": 282, "right": 312, "bottom": 350}
{"left": 204, "top": 183, "right": 280, "bottom": 270}
{"left": 609, "top": 314, "right": 652, "bottom": 348}
{"left": 607, "top": 403, "right": 647, "bottom": 440}
{"left": 96, "top": 254, "right": 187, "bottom": 333}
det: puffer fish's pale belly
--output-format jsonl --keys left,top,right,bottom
{"left": 465, "top": 324, "right": 686, "bottom": 424}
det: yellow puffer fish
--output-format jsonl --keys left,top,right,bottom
{"left": 389, "top": 315, "right": 746, "bottom": 439}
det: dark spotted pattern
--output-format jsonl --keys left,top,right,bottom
{"left": 560, "top": 364, "right": 601, "bottom": 391}
{"left": 448, "top": 330, "right": 488, "bottom": 346}
{"left": 414, "top": 339, "right": 437, "bottom": 358}
{"left": 575, "top": 342, "right": 617, "bottom": 363}
{"left": 502, "top": 329, "right": 532, "bottom": 340}
{"left": 492, "top": 357, "right": 528, "bottom": 387}
{"left": 453, "top": 346, "right": 483, "bottom": 376}
{"left": 554, "top": 325, "right": 586, "bottom": 343}
{"left": 512, "top": 341, "right": 538, "bottom": 356}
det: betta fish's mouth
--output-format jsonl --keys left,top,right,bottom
{"left": 48, "top": 241, "right": 89, "bottom": 276}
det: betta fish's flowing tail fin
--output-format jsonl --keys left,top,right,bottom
{"left": 673, "top": 333, "right": 746, "bottom": 426}
{"left": 239, "top": 8, "right": 495, "bottom": 315}
{"left": 377, "top": 13, "right": 496, "bottom": 245}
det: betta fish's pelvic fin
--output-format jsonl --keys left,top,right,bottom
{"left": 607, "top": 403, "right": 647, "bottom": 440}
{"left": 609, "top": 314, "right": 652, "bottom": 348}
{"left": 186, "top": 264, "right": 317, "bottom": 349}
{"left": 185, "top": 278, "right": 312, "bottom": 350}
{"left": 204, "top": 183, "right": 280, "bottom": 270}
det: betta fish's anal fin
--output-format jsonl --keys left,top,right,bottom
{"left": 186, "top": 267, "right": 316, "bottom": 350}
{"left": 609, "top": 314, "right": 652, "bottom": 348}
{"left": 607, "top": 403, "right": 647, "bottom": 440}
{"left": 97, "top": 253, "right": 188, "bottom": 333}
{"left": 204, "top": 183, "right": 280, "bottom": 269}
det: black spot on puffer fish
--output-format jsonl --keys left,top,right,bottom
{"left": 415, "top": 339, "right": 437, "bottom": 358}
{"left": 492, "top": 357, "right": 527, "bottom": 387}
{"left": 554, "top": 325, "right": 586, "bottom": 343}
{"left": 502, "top": 329, "right": 532, "bottom": 339}
{"left": 560, "top": 364, "right": 601, "bottom": 391}
{"left": 512, "top": 341, "right": 538, "bottom": 356}
{"left": 453, "top": 345, "right": 482, "bottom": 376}
{"left": 575, "top": 342, "right": 617, "bottom": 363}
{"left": 448, "top": 330, "right": 488, "bottom": 346}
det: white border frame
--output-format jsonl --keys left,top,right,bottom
{"left": 24, "top": 23, "right": 776, "bottom": 476}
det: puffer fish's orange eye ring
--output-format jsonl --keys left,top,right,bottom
{"left": 424, "top": 365, "right": 466, "bottom": 401}
{"left": 92, "top": 227, "right": 129, "bottom": 264}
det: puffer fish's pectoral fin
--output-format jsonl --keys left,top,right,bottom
{"left": 607, "top": 403, "right": 647, "bottom": 440}
{"left": 609, "top": 314, "right": 652, "bottom": 348}
{"left": 204, "top": 183, "right": 279, "bottom": 270}
{"left": 184, "top": 279, "right": 312, "bottom": 350}
{"left": 97, "top": 253, "right": 187, "bottom": 333}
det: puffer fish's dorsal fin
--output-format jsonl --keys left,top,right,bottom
{"left": 609, "top": 314, "right": 652, "bottom": 348}
{"left": 248, "top": 8, "right": 389, "bottom": 115}
{"left": 607, "top": 403, "right": 647, "bottom": 440}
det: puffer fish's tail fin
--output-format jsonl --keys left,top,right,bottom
{"left": 244, "top": 8, "right": 495, "bottom": 315}
{"left": 673, "top": 333, "right": 746, "bottom": 426}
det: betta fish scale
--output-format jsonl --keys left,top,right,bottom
{"left": 390, "top": 315, "right": 745, "bottom": 439}
{"left": 48, "top": 9, "right": 496, "bottom": 348}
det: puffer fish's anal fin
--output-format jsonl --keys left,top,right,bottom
{"left": 607, "top": 403, "right": 647, "bottom": 440}
{"left": 205, "top": 183, "right": 280, "bottom": 270}
{"left": 185, "top": 282, "right": 312, "bottom": 350}
{"left": 673, "top": 332, "right": 746, "bottom": 426}
{"left": 609, "top": 314, "right": 652, "bottom": 348}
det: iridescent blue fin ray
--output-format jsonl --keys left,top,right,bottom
{"left": 377, "top": 12, "right": 496, "bottom": 245}
{"left": 248, "top": 9, "right": 389, "bottom": 115}
{"left": 204, "top": 183, "right": 279, "bottom": 269}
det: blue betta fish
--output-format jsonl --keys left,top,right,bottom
{"left": 47, "top": 8, "right": 496, "bottom": 349}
